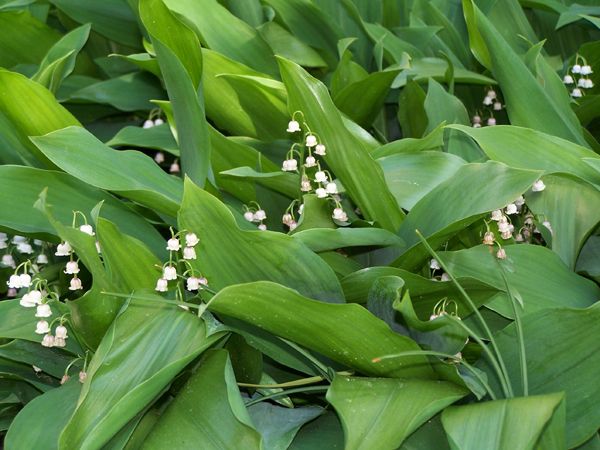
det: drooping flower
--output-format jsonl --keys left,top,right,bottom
{"left": 325, "top": 182, "right": 338, "bottom": 194}
{"left": 185, "top": 233, "right": 199, "bottom": 247}
{"left": 17, "top": 242, "right": 34, "bottom": 254}
{"left": 314, "top": 144, "right": 326, "bottom": 156}
{"left": 440, "top": 273, "right": 450, "bottom": 282}
{"left": 35, "top": 320, "right": 50, "bottom": 334}
{"left": 55, "top": 242, "right": 72, "bottom": 256}
{"left": 572, "top": 64, "right": 582, "bottom": 74}
{"left": 258, "top": 224, "right": 267, "bottom": 231}
{"left": 483, "top": 96, "right": 493, "bottom": 106}
{"left": 64, "top": 261, "right": 80, "bottom": 274}
{"left": 154, "top": 118, "right": 164, "bottom": 126}
{"left": 580, "top": 65, "right": 593, "bottom": 75}
{"left": 532, "top": 180, "right": 546, "bottom": 192}
{"left": 54, "top": 337, "right": 66, "bottom": 348}
{"left": 332, "top": 208, "right": 348, "bottom": 222}
{"left": 155, "top": 278, "right": 168, "bottom": 292}
{"left": 170, "top": 161, "right": 180, "bottom": 173}
{"left": 79, "top": 224, "right": 95, "bottom": 236}
{"left": 19, "top": 273, "right": 31, "bottom": 288}
{"left": 142, "top": 119, "right": 154, "bottom": 129}
{"left": 21, "top": 290, "right": 42, "bottom": 307}
{"left": 305, "top": 135, "right": 318, "bottom": 147}
{"left": 79, "top": 371, "right": 87, "bottom": 383}
{"left": 41, "top": 334, "right": 55, "bottom": 348}
{"left": 69, "top": 277, "right": 83, "bottom": 291}
{"left": 493, "top": 102, "right": 502, "bottom": 111}
{"left": 430, "top": 259, "right": 441, "bottom": 270}
{"left": 186, "top": 276, "right": 202, "bottom": 291}
{"left": 61, "top": 374, "right": 70, "bottom": 385}
{"left": 583, "top": 79, "right": 594, "bottom": 89}
{"left": 491, "top": 210, "right": 503, "bottom": 221}
{"left": 314, "top": 171, "right": 328, "bottom": 183}
{"left": 2, "top": 254, "right": 15, "bottom": 268}
{"left": 288, "top": 221, "right": 297, "bottom": 231}
{"left": 571, "top": 88, "right": 583, "bottom": 98}
{"left": 514, "top": 196, "right": 525, "bottom": 207}
{"left": 7, "top": 274, "right": 22, "bottom": 289}
{"left": 300, "top": 178, "right": 312, "bottom": 192}
{"left": 55, "top": 325, "right": 68, "bottom": 339}
{"left": 154, "top": 152, "right": 165, "bottom": 164}
{"left": 243, "top": 211, "right": 254, "bottom": 222}
{"left": 253, "top": 209, "right": 267, "bottom": 221}
{"left": 36, "top": 254, "right": 49, "bottom": 265}
{"left": 287, "top": 120, "right": 301, "bottom": 133}
{"left": 35, "top": 304, "right": 52, "bottom": 318}
{"left": 563, "top": 74, "right": 574, "bottom": 84}
{"left": 505, "top": 204, "right": 518, "bottom": 215}
{"left": 166, "top": 238, "right": 181, "bottom": 252}
{"left": 282, "top": 159, "right": 298, "bottom": 172}
{"left": 315, "top": 188, "right": 327, "bottom": 198}
{"left": 487, "top": 117, "right": 496, "bottom": 126}
{"left": 304, "top": 156, "right": 317, "bottom": 167}
{"left": 183, "top": 246, "right": 197, "bottom": 260}
{"left": 483, "top": 231, "right": 495, "bottom": 246}
{"left": 163, "top": 266, "right": 177, "bottom": 281}
{"left": 496, "top": 248, "right": 507, "bottom": 259}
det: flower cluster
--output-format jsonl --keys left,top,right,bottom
{"left": 155, "top": 230, "right": 208, "bottom": 297}
{"left": 564, "top": 58, "right": 593, "bottom": 98}
{"left": 283, "top": 111, "right": 349, "bottom": 227}
{"left": 242, "top": 203, "right": 268, "bottom": 231}
{"left": 473, "top": 89, "right": 503, "bottom": 127}
{"left": 429, "top": 259, "right": 450, "bottom": 282}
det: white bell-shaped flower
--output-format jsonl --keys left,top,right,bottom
{"left": 300, "top": 179, "right": 312, "bottom": 192}
{"left": 472, "top": 115, "right": 481, "bottom": 124}
{"left": 36, "top": 254, "right": 48, "bottom": 265}
{"left": 154, "top": 118, "right": 164, "bottom": 126}
{"left": 41, "top": 334, "right": 55, "bottom": 348}
{"left": 163, "top": 266, "right": 177, "bottom": 281}
{"left": 79, "top": 224, "right": 95, "bottom": 236}
{"left": 505, "top": 203, "right": 517, "bottom": 215}
{"left": 55, "top": 242, "right": 72, "bottom": 256}
{"left": 36, "top": 303, "right": 52, "bottom": 318}
{"left": 19, "top": 273, "right": 32, "bottom": 287}
{"left": 54, "top": 337, "right": 66, "bottom": 348}
{"left": 584, "top": 79, "right": 594, "bottom": 89}
{"left": 315, "top": 188, "right": 327, "bottom": 198}
{"left": 243, "top": 211, "right": 254, "bottom": 222}
{"left": 314, "top": 144, "right": 326, "bottom": 156}
{"left": 487, "top": 117, "right": 496, "bottom": 126}
{"left": 515, "top": 233, "right": 524, "bottom": 242}
{"left": 314, "top": 171, "right": 328, "bottom": 183}
{"left": 21, "top": 290, "right": 42, "bottom": 307}
{"left": 483, "top": 231, "right": 494, "bottom": 245}
{"left": 282, "top": 159, "right": 298, "bottom": 171}
{"left": 501, "top": 230, "right": 513, "bottom": 240}
{"left": 429, "top": 259, "right": 441, "bottom": 270}
{"left": 12, "top": 236, "right": 26, "bottom": 244}
{"left": 440, "top": 273, "right": 450, "bottom": 282}
{"left": 532, "top": 180, "right": 546, "bottom": 192}
{"left": 7, "top": 274, "right": 22, "bottom": 289}
{"left": 166, "top": 238, "right": 181, "bottom": 252}
{"left": 483, "top": 96, "right": 493, "bottom": 105}
{"left": 571, "top": 88, "right": 583, "bottom": 98}
{"left": 514, "top": 196, "right": 525, "bottom": 206}
{"left": 496, "top": 248, "right": 507, "bottom": 259}
{"left": 142, "top": 119, "right": 154, "bottom": 129}
{"left": 253, "top": 209, "right": 267, "bottom": 221}
{"left": 578, "top": 78, "right": 586, "bottom": 88}
{"left": 563, "top": 75, "right": 574, "bottom": 84}
{"left": 498, "top": 220, "right": 511, "bottom": 233}
{"left": 304, "top": 156, "right": 317, "bottom": 167}
{"left": 17, "top": 242, "right": 34, "bottom": 254}
{"left": 580, "top": 65, "right": 592, "bottom": 75}
{"left": 35, "top": 320, "right": 50, "bottom": 335}
{"left": 64, "top": 261, "right": 80, "bottom": 274}
{"left": 258, "top": 224, "right": 267, "bottom": 231}
{"left": 185, "top": 233, "right": 199, "bottom": 247}
{"left": 287, "top": 120, "right": 301, "bottom": 133}
{"left": 155, "top": 278, "right": 168, "bottom": 292}
{"left": 305, "top": 135, "right": 318, "bottom": 147}
{"left": 282, "top": 213, "right": 293, "bottom": 225}
{"left": 55, "top": 325, "right": 68, "bottom": 339}
{"left": 572, "top": 64, "right": 582, "bottom": 74}
{"left": 183, "top": 246, "right": 197, "bottom": 260}
{"left": 79, "top": 371, "right": 87, "bottom": 383}
{"left": 154, "top": 152, "right": 165, "bottom": 164}
{"left": 0, "top": 240, "right": 6, "bottom": 249}
{"left": 186, "top": 276, "right": 201, "bottom": 291}
{"left": 69, "top": 277, "right": 83, "bottom": 291}
{"left": 493, "top": 102, "right": 502, "bottom": 111}
{"left": 170, "top": 161, "right": 180, "bottom": 173}
{"left": 325, "top": 182, "right": 338, "bottom": 194}
{"left": 332, "top": 208, "right": 348, "bottom": 222}
{"left": 487, "top": 89, "right": 496, "bottom": 98}
{"left": 289, "top": 221, "right": 298, "bottom": 231}
{"left": 2, "top": 254, "right": 15, "bottom": 268}
{"left": 491, "top": 210, "right": 503, "bottom": 221}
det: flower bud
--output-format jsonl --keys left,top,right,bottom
{"left": 483, "top": 232, "right": 494, "bottom": 246}
{"left": 79, "top": 371, "right": 87, "bottom": 383}
{"left": 61, "top": 374, "right": 70, "bottom": 385}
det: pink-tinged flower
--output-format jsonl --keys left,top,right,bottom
{"left": 496, "top": 248, "right": 507, "bottom": 259}
{"left": 64, "top": 261, "right": 80, "bottom": 274}
{"left": 41, "top": 334, "right": 55, "bottom": 348}
{"left": 483, "top": 232, "right": 494, "bottom": 246}
{"left": 69, "top": 277, "right": 83, "bottom": 291}
{"left": 332, "top": 208, "right": 348, "bottom": 222}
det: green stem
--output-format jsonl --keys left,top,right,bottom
{"left": 279, "top": 338, "right": 331, "bottom": 381}
{"left": 244, "top": 386, "right": 329, "bottom": 407}
{"left": 374, "top": 350, "right": 497, "bottom": 400}
{"left": 416, "top": 230, "right": 514, "bottom": 397}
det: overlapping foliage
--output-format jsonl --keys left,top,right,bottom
{"left": 0, "top": 0, "right": 599, "bottom": 449}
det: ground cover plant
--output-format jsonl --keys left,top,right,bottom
{"left": 0, "top": 0, "right": 599, "bottom": 448}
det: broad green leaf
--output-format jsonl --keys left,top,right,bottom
{"left": 397, "top": 80, "right": 428, "bottom": 138}
{"left": 257, "top": 21, "right": 327, "bottom": 68}
{"left": 526, "top": 174, "right": 600, "bottom": 268}
{"left": 328, "top": 375, "right": 466, "bottom": 450}
{"left": 219, "top": 167, "right": 298, "bottom": 199}
{"left": 248, "top": 403, "right": 323, "bottom": 450}
{"left": 279, "top": 57, "right": 404, "bottom": 232}
{"left": 379, "top": 151, "right": 466, "bottom": 210}
{"left": 462, "top": 0, "right": 587, "bottom": 146}
{"left": 96, "top": 218, "right": 161, "bottom": 292}
{"left": 0, "top": 70, "right": 80, "bottom": 167}
{"left": 107, "top": 124, "right": 179, "bottom": 155}
{"left": 32, "top": 126, "right": 183, "bottom": 217}
{"left": 59, "top": 301, "right": 224, "bottom": 450}
{"left": 262, "top": 0, "right": 339, "bottom": 68}
{"left": 164, "top": 0, "right": 278, "bottom": 77}
{"left": 400, "top": 414, "right": 451, "bottom": 450}
{"left": 449, "top": 125, "right": 600, "bottom": 186}
{"left": 442, "top": 393, "right": 565, "bottom": 450}
{"left": 144, "top": 349, "right": 261, "bottom": 449}
{"left": 140, "top": 0, "right": 209, "bottom": 187}
{"left": 0, "top": 10, "right": 60, "bottom": 68}
{"left": 395, "top": 161, "right": 541, "bottom": 270}
{"left": 208, "top": 281, "right": 434, "bottom": 379}
{"left": 32, "top": 24, "right": 91, "bottom": 93}
{"left": 577, "top": 235, "right": 600, "bottom": 282}
{"left": 67, "top": 72, "right": 166, "bottom": 112}
{"left": 424, "top": 79, "right": 470, "bottom": 132}
{"left": 481, "top": 304, "right": 600, "bottom": 447}
{"left": 178, "top": 178, "right": 343, "bottom": 302}
{"left": 441, "top": 245, "right": 600, "bottom": 317}
{"left": 224, "top": 0, "right": 264, "bottom": 27}
{"left": 391, "top": 58, "right": 496, "bottom": 89}
{"left": 292, "top": 228, "right": 404, "bottom": 253}
{"left": 48, "top": 0, "right": 141, "bottom": 48}
{"left": 333, "top": 69, "right": 400, "bottom": 127}
{"left": 5, "top": 381, "right": 81, "bottom": 450}
{"left": 0, "top": 340, "right": 74, "bottom": 378}
{"left": 0, "top": 166, "right": 163, "bottom": 254}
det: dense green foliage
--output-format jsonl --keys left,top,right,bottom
{"left": 0, "top": 0, "right": 599, "bottom": 449}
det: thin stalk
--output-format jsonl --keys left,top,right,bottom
{"left": 245, "top": 386, "right": 329, "bottom": 407}
{"left": 279, "top": 338, "right": 332, "bottom": 381}
{"left": 498, "top": 266, "right": 528, "bottom": 396}
{"left": 374, "top": 350, "right": 497, "bottom": 400}
{"left": 238, "top": 371, "right": 353, "bottom": 389}
{"left": 416, "top": 230, "right": 514, "bottom": 397}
